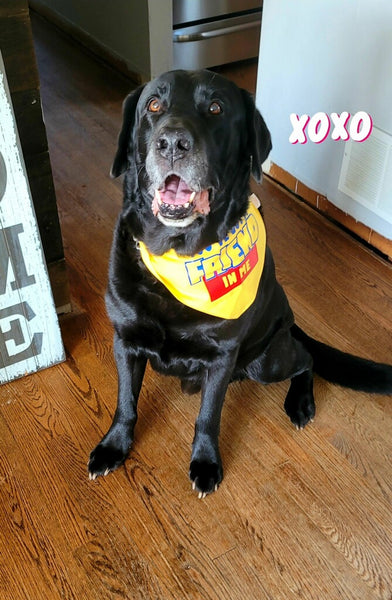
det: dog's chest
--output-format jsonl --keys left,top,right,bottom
{"left": 144, "top": 312, "right": 224, "bottom": 377}
{"left": 143, "top": 280, "right": 223, "bottom": 361}
{"left": 111, "top": 260, "right": 224, "bottom": 373}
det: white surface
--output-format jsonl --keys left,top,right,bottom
{"left": 0, "top": 57, "right": 64, "bottom": 383}
{"left": 256, "top": 0, "right": 392, "bottom": 239}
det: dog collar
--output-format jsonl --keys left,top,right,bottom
{"left": 138, "top": 194, "right": 266, "bottom": 319}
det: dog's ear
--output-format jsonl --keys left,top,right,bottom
{"left": 110, "top": 85, "right": 145, "bottom": 178}
{"left": 241, "top": 89, "right": 272, "bottom": 183}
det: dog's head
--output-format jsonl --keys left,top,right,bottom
{"left": 111, "top": 70, "right": 271, "bottom": 251}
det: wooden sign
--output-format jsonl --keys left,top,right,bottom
{"left": 0, "top": 52, "right": 64, "bottom": 383}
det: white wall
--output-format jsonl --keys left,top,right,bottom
{"left": 256, "top": 0, "right": 392, "bottom": 239}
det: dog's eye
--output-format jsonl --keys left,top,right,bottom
{"left": 147, "top": 98, "right": 162, "bottom": 113}
{"left": 209, "top": 101, "right": 222, "bottom": 115}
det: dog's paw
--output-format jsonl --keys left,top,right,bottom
{"left": 189, "top": 460, "right": 223, "bottom": 498}
{"left": 284, "top": 393, "right": 315, "bottom": 430}
{"left": 88, "top": 443, "right": 128, "bottom": 480}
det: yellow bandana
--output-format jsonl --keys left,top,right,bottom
{"left": 139, "top": 194, "right": 266, "bottom": 319}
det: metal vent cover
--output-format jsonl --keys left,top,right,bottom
{"left": 338, "top": 125, "right": 392, "bottom": 225}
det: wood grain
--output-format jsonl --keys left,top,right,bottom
{"left": 0, "top": 13, "right": 391, "bottom": 600}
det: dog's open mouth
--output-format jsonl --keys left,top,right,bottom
{"left": 151, "top": 175, "right": 210, "bottom": 225}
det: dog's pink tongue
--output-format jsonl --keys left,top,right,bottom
{"left": 160, "top": 175, "right": 192, "bottom": 205}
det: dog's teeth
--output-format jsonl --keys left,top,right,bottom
{"left": 189, "top": 191, "right": 196, "bottom": 203}
{"left": 155, "top": 190, "right": 162, "bottom": 204}
{"left": 184, "top": 202, "right": 189, "bottom": 208}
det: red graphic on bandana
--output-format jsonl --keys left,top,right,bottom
{"left": 203, "top": 245, "right": 259, "bottom": 301}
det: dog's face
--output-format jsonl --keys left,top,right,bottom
{"left": 112, "top": 70, "right": 271, "bottom": 240}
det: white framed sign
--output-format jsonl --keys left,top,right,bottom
{"left": 0, "top": 52, "right": 64, "bottom": 383}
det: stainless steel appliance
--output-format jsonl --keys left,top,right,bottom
{"left": 172, "top": 0, "right": 262, "bottom": 70}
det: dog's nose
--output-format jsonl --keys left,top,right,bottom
{"left": 156, "top": 128, "right": 193, "bottom": 161}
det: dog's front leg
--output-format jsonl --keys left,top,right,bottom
{"left": 189, "top": 354, "right": 237, "bottom": 497}
{"left": 88, "top": 332, "right": 147, "bottom": 479}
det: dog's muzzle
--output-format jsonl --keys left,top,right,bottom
{"left": 146, "top": 121, "right": 211, "bottom": 227}
{"left": 151, "top": 174, "right": 210, "bottom": 227}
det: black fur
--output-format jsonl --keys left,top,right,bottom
{"left": 88, "top": 70, "right": 392, "bottom": 496}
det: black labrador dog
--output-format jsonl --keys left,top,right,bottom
{"left": 88, "top": 69, "right": 392, "bottom": 496}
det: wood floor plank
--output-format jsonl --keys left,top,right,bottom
{"left": 0, "top": 12, "right": 390, "bottom": 599}
{"left": 0, "top": 412, "right": 92, "bottom": 600}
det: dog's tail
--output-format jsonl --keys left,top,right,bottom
{"left": 292, "top": 324, "right": 392, "bottom": 394}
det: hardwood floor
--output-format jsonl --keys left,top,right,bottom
{"left": 0, "top": 14, "right": 391, "bottom": 599}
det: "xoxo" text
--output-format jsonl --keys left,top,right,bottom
{"left": 289, "top": 111, "right": 373, "bottom": 144}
